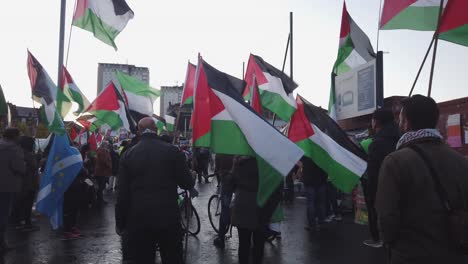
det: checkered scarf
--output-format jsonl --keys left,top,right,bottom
{"left": 396, "top": 129, "right": 443, "bottom": 150}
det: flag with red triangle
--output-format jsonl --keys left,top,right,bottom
{"left": 61, "top": 66, "right": 91, "bottom": 116}
{"left": 192, "top": 56, "right": 303, "bottom": 206}
{"left": 438, "top": 0, "right": 468, "bottom": 47}
{"left": 77, "top": 82, "right": 135, "bottom": 132}
{"left": 181, "top": 62, "right": 197, "bottom": 106}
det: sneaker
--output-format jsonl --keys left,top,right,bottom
{"left": 71, "top": 227, "right": 82, "bottom": 237}
{"left": 324, "top": 215, "right": 334, "bottom": 223}
{"left": 60, "top": 232, "right": 80, "bottom": 241}
{"left": 213, "top": 237, "right": 225, "bottom": 249}
{"left": 363, "top": 239, "right": 383, "bottom": 248}
{"left": 334, "top": 215, "right": 343, "bottom": 222}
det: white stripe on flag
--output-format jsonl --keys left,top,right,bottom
{"left": 411, "top": 0, "right": 447, "bottom": 7}
{"left": 51, "top": 154, "right": 83, "bottom": 176}
{"left": 260, "top": 73, "right": 297, "bottom": 109}
{"left": 309, "top": 123, "right": 366, "bottom": 177}
{"left": 36, "top": 184, "right": 52, "bottom": 204}
{"left": 213, "top": 90, "right": 303, "bottom": 176}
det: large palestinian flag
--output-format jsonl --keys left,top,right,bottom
{"left": 116, "top": 71, "right": 160, "bottom": 121}
{"left": 438, "top": 0, "right": 468, "bottom": 47}
{"left": 181, "top": 62, "right": 197, "bottom": 106}
{"left": 289, "top": 95, "right": 367, "bottom": 193}
{"left": 73, "top": 0, "right": 134, "bottom": 50}
{"left": 61, "top": 66, "right": 91, "bottom": 116}
{"left": 78, "top": 82, "right": 134, "bottom": 132}
{"left": 334, "top": 2, "right": 376, "bottom": 75}
{"left": 380, "top": 0, "right": 447, "bottom": 31}
{"left": 193, "top": 57, "right": 304, "bottom": 206}
{"left": 243, "top": 54, "right": 298, "bottom": 121}
{"left": 27, "top": 51, "right": 65, "bottom": 134}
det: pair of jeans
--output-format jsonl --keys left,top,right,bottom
{"left": 126, "top": 223, "right": 184, "bottom": 264}
{"left": 326, "top": 182, "right": 340, "bottom": 216}
{"left": 13, "top": 190, "right": 35, "bottom": 225}
{"left": 305, "top": 185, "right": 327, "bottom": 227}
{"left": 237, "top": 227, "right": 266, "bottom": 264}
{"left": 218, "top": 191, "right": 233, "bottom": 239}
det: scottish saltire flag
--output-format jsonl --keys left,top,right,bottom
{"left": 36, "top": 134, "right": 83, "bottom": 229}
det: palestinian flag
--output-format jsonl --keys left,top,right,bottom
{"left": 438, "top": 0, "right": 468, "bottom": 47}
{"left": 61, "top": 66, "right": 91, "bottom": 116}
{"left": 334, "top": 2, "right": 376, "bottom": 75}
{"left": 153, "top": 117, "right": 166, "bottom": 133}
{"left": 288, "top": 95, "right": 367, "bottom": 193}
{"left": 243, "top": 54, "right": 297, "bottom": 121}
{"left": 0, "top": 85, "right": 7, "bottom": 116}
{"left": 193, "top": 57, "right": 304, "bottom": 206}
{"left": 165, "top": 115, "right": 176, "bottom": 132}
{"left": 116, "top": 71, "right": 160, "bottom": 119}
{"left": 69, "top": 126, "right": 78, "bottom": 142}
{"left": 27, "top": 51, "right": 65, "bottom": 134}
{"left": 181, "top": 62, "right": 197, "bottom": 105}
{"left": 73, "top": 0, "right": 134, "bottom": 50}
{"left": 380, "top": 0, "right": 447, "bottom": 31}
{"left": 78, "top": 82, "right": 134, "bottom": 132}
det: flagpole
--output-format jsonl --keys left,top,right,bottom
{"left": 427, "top": 0, "right": 445, "bottom": 97}
{"left": 409, "top": 38, "right": 435, "bottom": 96}
{"left": 57, "top": 0, "right": 67, "bottom": 88}
{"left": 376, "top": 0, "right": 383, "bottom": 52}
{"left": 65, "top": 0, "right": 78, "bottom": 67}
{"left": 173, "top": 60, "right": 190, "bottom": 144}
{"left": 290, "top": 12, "right": 294, "bottom": 81}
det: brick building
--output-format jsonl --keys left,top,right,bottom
{"left": 338, "top": 96, "right": 468, "bottom": 156}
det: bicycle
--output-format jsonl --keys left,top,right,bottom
{"left": 178, "top": 190, "right": 200, "bottom": 236}
{"left": 207, "top": 173, "right": 234, "bottom": 238}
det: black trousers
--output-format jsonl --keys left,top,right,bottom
{"left": 362, "top": 178, "right": 379, "bottom": 241}
{"left": 13, "top": 190, "right": 35, "bottom": 225}
{"left": 126, "top": 223, "right": 184, "bottom": 264}
{"left": 63, "top": 187, "right": 80, "bottom": 232}
{"left": 237, "top": 227, "right": 266, "bottom": 264}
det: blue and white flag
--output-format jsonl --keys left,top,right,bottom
{"left": 36, "top": 134, "right": 83, "bottom": 229}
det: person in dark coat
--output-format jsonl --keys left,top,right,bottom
{"left": 115, "top": 117, "right": 195, "bottom": 264}
{"left": 231, "top": 156, "right": 280, "bottom": 264}
{"left": 301, "top": 157, "right": 328, "bottom": 231}
{"left": 376, "top": 95, "right": 468, "bottom": 264}
{"left": 363, "top": 109, "right": 400, "bottom": 248}
{"left": 13, "top": 136, "right": 39, "bottom": 231}
{"left": 0, "top": 128, "right": 25, "bottom": 253}
{"left": 193, "top": 147, "right": 210, "bottom": 183}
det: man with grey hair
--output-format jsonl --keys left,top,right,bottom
{"left": 0, "top": 128, "right": 25, "bottom": 253}
{"left": 116, "top": 117, "right": 195, "bottom": 263}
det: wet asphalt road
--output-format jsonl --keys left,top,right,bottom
{"left": 2, "top": 182, "right": 391, "bottom": 264}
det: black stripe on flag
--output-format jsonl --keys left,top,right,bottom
{"left": 252, "top": 54, "right": 298, "bottom": 94}
{"left": 299, "top": 95, "right": 367, "bottom": 161}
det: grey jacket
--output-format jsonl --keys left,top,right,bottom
{"left": 0, "top": 139, "right": 26, "bottom": 193}
{"left": 376, "top": 139, "right": 468, "bottom": 262}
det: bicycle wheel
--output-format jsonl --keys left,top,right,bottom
{"left": 180, "top": 201, "right": 201, "bottom": 236}
{"left": 208, "top": 195, "right": 221, "bottom": 233}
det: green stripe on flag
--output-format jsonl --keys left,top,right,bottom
{"left": 382, "top": 6, "right": 441, "bottom": 31}
{"left": 73, "top": 9, "right": 120, "bottom": 49}
{"left": 256, "top": 156, "right": 284, "bottom": 206}
{"left": 440, "top": 24, "right": 468, "bottom": 47}
{"left": 296, "top": 138, "right": 360, "bottom": 193}
{"left": 260, "top": 90, "right": 296, "bottom": 121}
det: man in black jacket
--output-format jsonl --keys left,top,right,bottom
{"left": 115, "top": 117, "right": 195, "bottom": 264}
{"left": 363, "top": 109, "right": 400, "bottom": 248}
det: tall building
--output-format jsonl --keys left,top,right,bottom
{"left": 97, "top": 63, "right": 150, "bottom": 94}
{"left": 160, "top": 86, "right": 183, "bottom": 117}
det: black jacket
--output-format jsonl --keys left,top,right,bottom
{"left": 367, "top": 123, "right": 400, "bottom": 199}
{"left": 115, "top": 134, "right": 194, "bottom": 231}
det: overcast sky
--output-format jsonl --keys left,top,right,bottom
{"left": 1, "top": 0, "right": 467, "bottom": 117}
